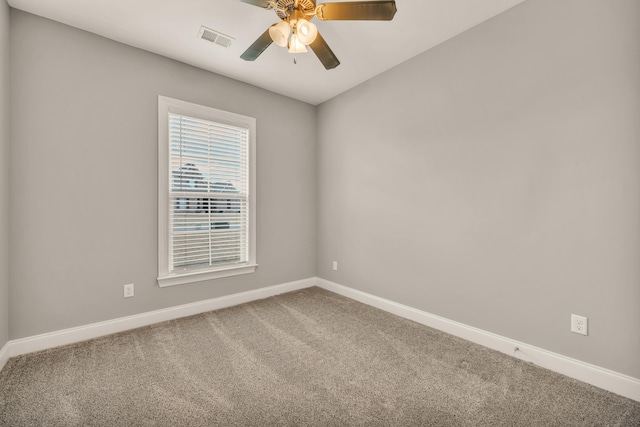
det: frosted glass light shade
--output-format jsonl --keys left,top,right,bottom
{"left": 288, "top": 34, "right": 308, "bottom": 53}
{"left": 296, "top": 19, "right": 318, "bottom": 45}
{"left": 269, "top": 21, "right": 291, "bottom": 47}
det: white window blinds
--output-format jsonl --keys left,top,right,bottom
{"left": 168, "top": 113, "right": 249, "bottom": 273}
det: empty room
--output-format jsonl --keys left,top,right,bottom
{"left": 0, "top": 0, "right": 639, "bottom": 425}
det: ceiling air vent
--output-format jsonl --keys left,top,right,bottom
{"left": 198, "top": 26, "right": 234, "bottom": 48}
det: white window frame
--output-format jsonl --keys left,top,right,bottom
{"left": 157, "top": 96, "right": 257, "bottom": 287}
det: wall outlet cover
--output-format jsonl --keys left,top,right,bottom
{"left": 124, "top": 283, "right": 135, "bottom": 298}
{"left": 571, "top": 314, "right": 588, "bottom": 336}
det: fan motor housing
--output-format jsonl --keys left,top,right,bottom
{"left": 274, "top": 0, "right": 316, "bottom": 20}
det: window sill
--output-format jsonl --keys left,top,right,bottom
{"left": 157, "top": 264, "right": 258, "bottom": 287}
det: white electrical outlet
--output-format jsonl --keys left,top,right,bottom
{"left": 332, "top": 261, "right": 338, "bottom": 271}
{"left": 124, "top": 283, "right": 134, "bottom": 298}
{"left": 571, "top": 314, "right": 588, "bottom": 336}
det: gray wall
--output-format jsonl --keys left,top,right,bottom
{"left": 9, "top": 10, "right": 316, "bottom": 339}
{"left": 0, "top": 0, "right": 9, "bottom": 349}
{"left": 317, "top": 0, "right": 640, "bottom": 378}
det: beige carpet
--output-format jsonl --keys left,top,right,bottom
{"left": 1, "top": 287, "right": 639, "bottom": 426}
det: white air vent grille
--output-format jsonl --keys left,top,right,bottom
{"left": 198, "top": 26, "right": 234, "bottom": 48}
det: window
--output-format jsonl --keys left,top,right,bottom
{"left": 158, "top": 96, "right": 256, "bottom": 287}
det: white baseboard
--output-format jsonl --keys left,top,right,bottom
{"left": 0, "top": 341, "right": 9, "bottom": 372}
{"left": 3, "top": 276, "right": 638, "bottom": 403}
{"left": 316, "top": 278, "right": 640, "bottom": 403}
{"left": 6, "top": 277, "right": 316, "bottom": 359}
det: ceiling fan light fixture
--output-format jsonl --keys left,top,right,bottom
{"left": 288, "top": 33, "right": 308, "bottom": 53}
{"left": 296, "top": 18, "right": 318, "bottom": 45}
{"left": 269, "top": 20, "right": 290, "bottom": 47}
{"left": 241, "top": 0, "right": 398, "bottom": 69}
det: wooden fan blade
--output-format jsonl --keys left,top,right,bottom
{"left": 316, "top": 1, "right": 397, "bottom": 20}
{"left": 240, "top": 27, "right": 273, "bottom": 61}
{"left": 240, "top": 0, "right": 271, "bottom": 8}
{"left": 309, "top": 32, "right": 340, "bottom": 70}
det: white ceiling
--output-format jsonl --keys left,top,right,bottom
{"left": 7, "top": 0, "right": 526, "bottom": 105}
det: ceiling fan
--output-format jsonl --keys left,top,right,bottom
{"left": 240, "top": 0, "right": 397, "bottom": 69}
